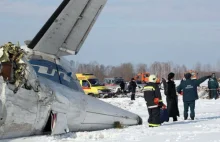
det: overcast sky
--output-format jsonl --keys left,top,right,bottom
{"left": 0, "top": 0, "right": 220, "bottom": 68}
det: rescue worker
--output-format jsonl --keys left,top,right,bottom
{"left": 208, "top": 73, "right": 219, "bottom": 99}
{"left": 130, "top": 78, "right": 137, "bottom": 100}
{"left": 177, "top": 73, "right": 210, "bottom": 120}
{"left": 143, "top": 75, "right": 163, "bottom": 127}
{"left": 162, "top": 72, "right": 179, "bottom": 122}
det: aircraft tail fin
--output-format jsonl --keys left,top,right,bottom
{"left": 28, "top": 0, "right": 107, "bottom": 56}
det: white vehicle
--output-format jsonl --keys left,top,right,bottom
{"left": 136, "top": 81, "right": 145, "bottom": 93}
{"left": 126, "top": 81, "right": 145, "bottom": 93}
{"left": 103, "top": 77, "right": 124, "bottom": 94}
{"left": 0, "top": 0, "right": 142, "bottom": 140}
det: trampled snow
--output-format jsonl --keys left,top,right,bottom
{"left": 2, "top": 88, "right": 220, "bottom": 142}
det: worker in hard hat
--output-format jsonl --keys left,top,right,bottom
{"left": 143, "top": 75, "right": 163, "bottom": 127}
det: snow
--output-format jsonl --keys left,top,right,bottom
{"left": 2, "top": 91, "right": 220, "bottom": 142}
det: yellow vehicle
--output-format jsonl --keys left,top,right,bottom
{"left": 75, "top": 73, "right": 111, "bottom": 97}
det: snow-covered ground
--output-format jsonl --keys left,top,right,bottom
{"left": 2, "top": 90, "right": 220, "bottom": 142}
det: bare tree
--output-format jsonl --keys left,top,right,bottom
{"left": 160, "top": 62, "right": 172, "bottom": 79}
{"left": 150, "top": 62, "right": 162, "bottom": 77}
{"left": 74, "top": 60, "right": 220, "bottom": 81}
{"left": 136, "top": 63, "right": 147, "bottom": 74}
{"left": 120, "top": 63, "right": 135, "bottom": 81}
{"left": 194, "top": 62, "right": 201, "bottom": 72}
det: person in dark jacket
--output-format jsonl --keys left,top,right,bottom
{"left": 208, "top": 73, "right": 219, "bottom": 99}
{"left": 143, "top": 75, "right": 163, "bottom": 127}
{"left": 130, "top": 78, "right": 137, "bottom": 100}
{"left": 177, "top": 73, "right": 210, "bottom": 120}
{"left": 120, "top": 81, "right": 125, "bottom": 94}
{"left": 162, "top": 72, "right": 179, "bottom": 122}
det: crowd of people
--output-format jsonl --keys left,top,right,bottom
{"left": 124, "top": 72, "right": 219, "bottom": 128}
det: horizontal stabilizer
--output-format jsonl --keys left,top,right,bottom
{"left": 28, "top": 0, "right": 107, "bottom": 56}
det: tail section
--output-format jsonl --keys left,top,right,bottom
{"left": 28, "top": 0, "right": 107, "bottom": 56}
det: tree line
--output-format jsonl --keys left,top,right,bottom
{"left": 69, "top": 60, "right": 220, "bottom": 82}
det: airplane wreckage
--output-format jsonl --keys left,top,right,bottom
{"left": 0, "top": 0, "right": 142, "bottom": 140}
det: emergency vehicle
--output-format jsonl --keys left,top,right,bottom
{"left": 76, "top": 73, "right": 111, "bottom": 97}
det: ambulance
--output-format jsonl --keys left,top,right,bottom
{"left": 75, "top": 73, "right": 111, "bottom": 97}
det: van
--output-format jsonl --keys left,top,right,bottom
{"left": 103, "top": 77, "right": 125, "bottom": 94}
{"left": 76, "top": 73, "right": 111, "bottom": 97}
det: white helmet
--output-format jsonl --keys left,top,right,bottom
{"left": 149, "top": 75, "right": 157, "bottom": 83}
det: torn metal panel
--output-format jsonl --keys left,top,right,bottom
{"left": 51, "top": 112, "right": 69, "bottom": 135}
